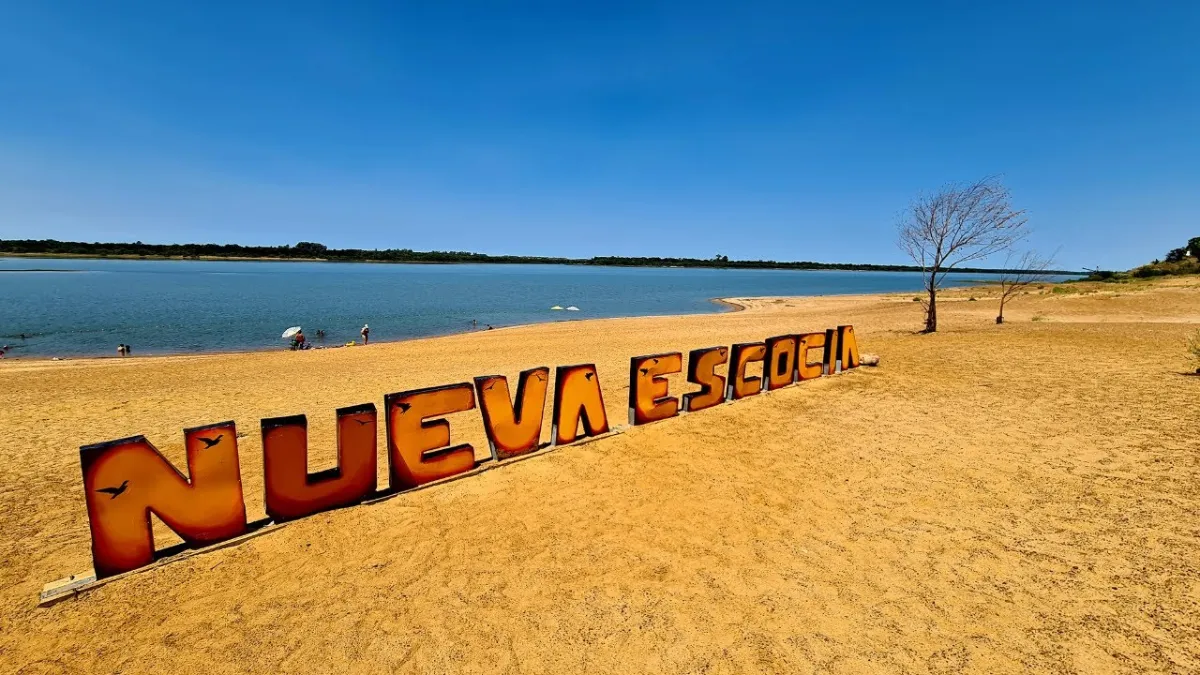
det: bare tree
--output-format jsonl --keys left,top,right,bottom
{"left": 1187, "top": 329, "right": 1200, "bottom": 374}
{"left": 898, "top": 176, "right": 1029, "bottom": 332}
{"left": 996, "top": 249, "right": 1056, "bottom": 324}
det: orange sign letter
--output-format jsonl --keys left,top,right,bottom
{"left": 79, "top": 422, "right": 247, "bottom": 577}
{"left": 764, "top": 335, "right": 799, "bottom": 391}
{"left": 823, "top": 328, "right": 839, "bottom": 374}
{"left": 385, "top": 384, "right": 477, "bottom": 490}
{"left": 628, "top": 352, "right": 682, "bottom": 425}
{"left": 728, "top": 342, "right": 766, "bottom": 400}
{"left": 797, "top": 332, "right": 826, "bottom": 381}
{"left": 551, "top": 364, "right": 609, "bottom": 445}
{"left": 261, "top": 404, "right": 377, "bottom": 522}
{"left": 837, "top": 325, "right": 861, "bottom": 370}
{"left": 681, "top": 346, "right": 728, "bottom": 413}
{"left": 475, "top": 367, "right": 550, "bottom": 460}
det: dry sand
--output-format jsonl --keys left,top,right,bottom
{"left": 2, "top": 277, "right": 1199, "bottom": 674}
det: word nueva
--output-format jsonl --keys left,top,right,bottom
{"left": 79, "top": 326, "right": 861, "bottom": 577}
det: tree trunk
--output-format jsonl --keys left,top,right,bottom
{"left": 996, "top": 296, "right": 1006, "bottom": 324}
{"left": 924, "top": 287, "right": 938, "bottom": 333}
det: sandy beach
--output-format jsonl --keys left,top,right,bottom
{"left": 2, "top": 277, "right": 1199, "bottom": 673}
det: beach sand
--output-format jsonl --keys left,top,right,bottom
{"left": 2, "top": 277, "right": 1198, "bottom": 673}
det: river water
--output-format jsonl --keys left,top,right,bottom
{"left": 0, "top": 258, "right": 1075, "bottom": 358}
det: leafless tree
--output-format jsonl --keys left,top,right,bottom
{"left": 996, "top": 249, "right": 1056, "bottom": 324}
{"left": 1187, "top": 329, "right": 1200, "bottom": 374}
{"left": 898, "top": 176, "right": 1029, "bottom": 332}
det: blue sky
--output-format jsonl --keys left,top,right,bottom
{"left": 1, "top": 2, "right": 1196, "bottom": 269}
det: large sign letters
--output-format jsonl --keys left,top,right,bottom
{"left": 75, "top": 324, "right": 862, "bottom": 577}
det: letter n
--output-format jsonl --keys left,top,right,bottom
{"left": 80, "top": 422, "right": 247, "bottom": 577}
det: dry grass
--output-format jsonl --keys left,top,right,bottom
{"left": 2, "top": 278, "right": 1199, "bottom": 673}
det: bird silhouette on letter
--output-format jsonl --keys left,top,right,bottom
{"left": 197, "top": 434, "right": 223, "bottom": 448}
{"left": 96, "top": 480, "right": 129, "bottom": 499}
{"left": 584, "top": 372, "right": 594, "bottom": 380}
{"left": 398, "top": 402, "right": 412, "bottom": 413}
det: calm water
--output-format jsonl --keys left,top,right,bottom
{"left": 0, "top": 258, "right": 1075, "bottom": 358}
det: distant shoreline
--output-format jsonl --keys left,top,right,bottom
{"left": 0, "top": 267, "right": 86, "bottom": 272}
{"left": 0, "top": 253, "right": 1083, "bottom": 275}
{"left": 2, "top": 252, "right": 331, "bottom": 264}
{"left": 0, "top": 241, "right": 1084, "bottom": 275}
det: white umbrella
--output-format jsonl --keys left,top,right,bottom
{"left": 550, "top": 305, "right": 564, "bottom": 310}
{"left": 282, "top": 326, "right": 302, "bottom": 339}
{"left": 565, "top": 306, "right": 580, "bottom": 311}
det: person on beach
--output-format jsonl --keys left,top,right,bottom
{"left": 126, "top": 344, "right": 132, "bottom": 356}
{"left": 117, "top": 344, "right": 126, "bottom": 357}
{"left": 361, "top": 324, "right": 370, "bottom": 344}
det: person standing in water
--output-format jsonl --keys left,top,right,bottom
{"left": 360, "top": 324, "right": 370, "bottom": 344}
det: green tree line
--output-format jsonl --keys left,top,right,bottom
{"left": 0, "top": 239, "right": 1081, "bottom": 275}
{"left": 1083, "top": 236, "right": 1199, "bottom": 280}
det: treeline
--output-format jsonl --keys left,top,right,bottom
{"left": 1084, "top": 236, "right": 1199, "bottom": 281}
{"left": 0, "top": 239, "right": 1080, "bottom": 275}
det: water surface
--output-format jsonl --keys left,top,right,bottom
{"left": 0, "top": 258, "right": 1075, "bottom": 358}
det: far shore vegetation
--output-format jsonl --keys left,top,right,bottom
{"left": 0, "top": 239, "right": 1081, "bottom": 275}
{"left": 1081, "top": 236, "right": 1200, "bottom": 282}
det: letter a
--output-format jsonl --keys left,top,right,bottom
{"left": 551, "top": 364, "right": 609, "bottom": 445}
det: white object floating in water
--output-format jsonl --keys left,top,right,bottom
{"left": 565, "top": 306, "right": 580, "bottom": 311}
{"left": 550, "top": 305, "right": 564, "bottom": 310}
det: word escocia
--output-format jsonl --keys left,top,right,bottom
{"left": 78, "top": 325, "right": 861, "bottom": 577}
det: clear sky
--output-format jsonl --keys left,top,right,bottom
{"left": 1, "top": 2, "right": 1196, "bottom": 269}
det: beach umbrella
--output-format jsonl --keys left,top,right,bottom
{"left": 565, "top": 306, "right": 580, "bottom": 311}
{"left": 550, "top": 305, "right": 564, "bottom": 310}
{"left": 282, "top": 326, "right": 302, "bottom": 339}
